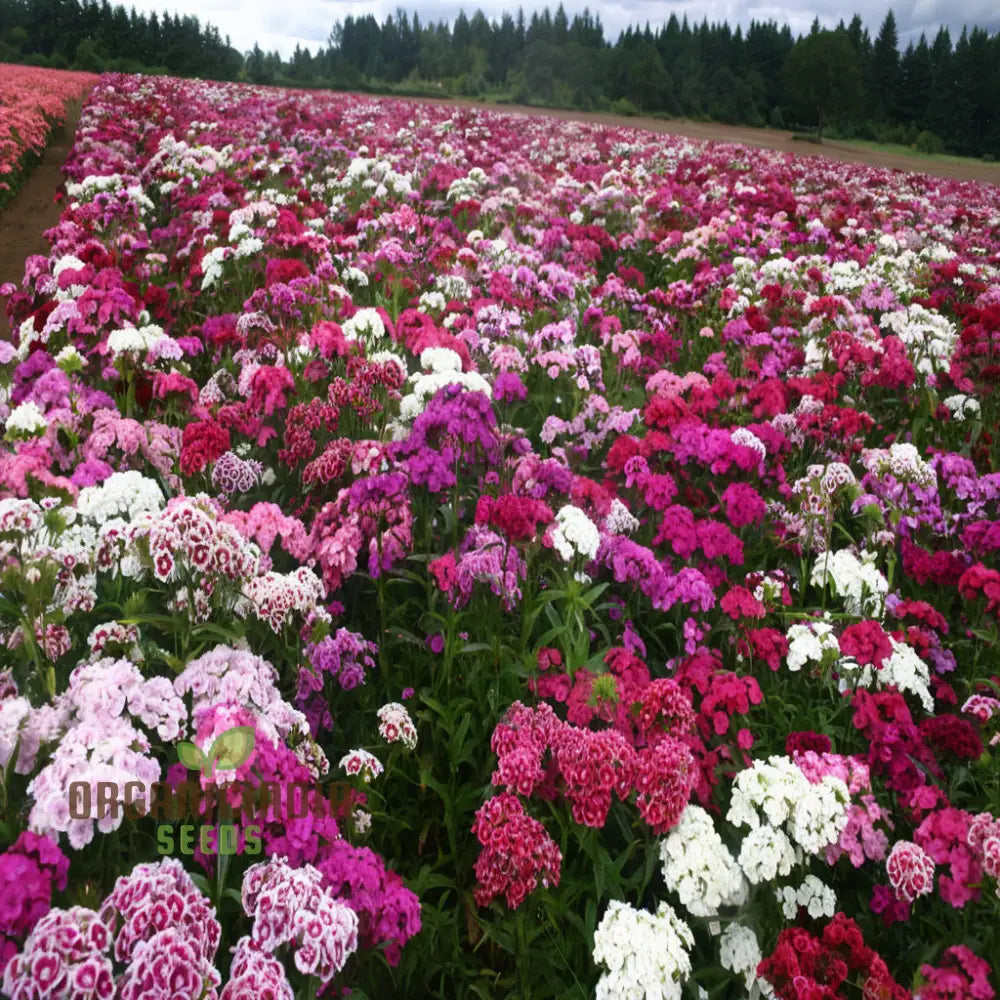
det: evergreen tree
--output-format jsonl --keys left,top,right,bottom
{"left": 898, "top": 35, "right": 932, "bottom": 127}
{"left": 784, "top": 27, "right": 862, "bottom": 136}
{"left": 869, "top": 9, "right": 901, "bottom": 122}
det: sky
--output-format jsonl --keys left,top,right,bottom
{"left": 126, "top": 0, "right": 1000, "bottom": 59}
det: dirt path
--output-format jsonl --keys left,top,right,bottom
{"left": 412, "top": 97, "right": 1000, "bottom": 186}
{"left": 0, "top": 103, "right": 81, "bottom": 341}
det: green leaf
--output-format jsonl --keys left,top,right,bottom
{"left": 191, "top": 622, "right": 244, "bottom": 644}
{"left": 176, "top": 742, "right": 206, "bottom": 771}
{"left": 208, "top": 726, "right": 256, "bottom": 773}
{"left": 188, "top": 872, "right": 212, "bottom": 896}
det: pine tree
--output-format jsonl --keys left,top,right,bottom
{"left": 869, "top": 9, "right": 901, "bottom": 122}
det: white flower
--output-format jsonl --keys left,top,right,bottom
{"left": 76, "top": 471, "right": 164, "bottom": 523}
{"left": 605, "top": 499, "right": 639, "bottom": 536}
{"left": 5, "top": 401, "right": 48, "bottom": 437}
{"left": 418, "top": 290, "right": 448, "bottom": 313}
{"left": 342, "top": 308, "right": 386, "bottom": 346}
{"left": 106, "top": 324, "right": 170, "bottom": 359}
{"left": 879, "top": 303, "right": 957, "bottom": 376}
{"left": 200, "top": 246, "right": 231, "bottom": 289}
{"left": 788, "top": 776, "right": 850, "bottom": 854}
{"left": 376, "top": 702, "right": 417, "bottom": 750}
{"left": 728, "top": 755, "right": 849, "bottom": 858}
{"left": 850, "top": 638, "right": 934, "bottom": 713}
{"left": 810, "top": 549, "right": 887, "bottom": 616}
{"left": 593, "top": 900, "right": 694, "bottom": 1000}
{"left": 942, "top": 394, "right": 981, "bottom": 421}
{"left": 420, "top": 347, "right": 463, "bottom": 374}
{"left": 777, "top": 875, "right": 837, "bottom": 920}
{"left": 338, "top": 748, "right": 383, "bottom": 782}
{"left": 434, "top": 273, "right": 470, "bottom": 300}
{"left": 738, "top": 825, "right": 797, "bottom": 883}
{"left": 660, "top": 805, "right": 746, "bottom": 917}
{"left": 342, "top": 265, "right": 369, "bottom": 286}
{"left": 719, "top": 923, "right": 762, "bottom": 991}
{"left": 551, "top": 505, "right": 600, "bottom": 562}
{"left": 234, "top": 236, "right": 264, "bottom": 258}
{"left": 785, "top": 621, "right": 839, "bottom": 672}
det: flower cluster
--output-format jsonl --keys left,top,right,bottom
{"left": 471, "top": 793, "right": 562, "bottom": 909}
{"left": 240, "top": 857, "right": 359, "bottom": 983}
{"left": 592, "top": 899, "right": 694, "bottom": 1000}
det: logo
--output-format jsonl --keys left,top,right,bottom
{"left": 176, "top": 726, "right": 256, "bottom": 779}
{"left": 67, "top": 724, "right": 356, "bottom": 859}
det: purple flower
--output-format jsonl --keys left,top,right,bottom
{"left": 71, "top": 458, "right": 114, "bottom": 487}
{"left": 493, "top": 371, "right": 528, "bottom": 403}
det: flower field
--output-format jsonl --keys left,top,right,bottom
{"left": 1, "top": 72, "right": 1000, "bottom": 999}
{"left": 0, "top": 65, "right": 97, "bottom": 208}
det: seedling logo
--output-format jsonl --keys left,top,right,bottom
{"left": 67, "top": 718, "right": 357, "bottom": 859}
{"left": 176, "top": 726, "right": 256, "bottom": 778}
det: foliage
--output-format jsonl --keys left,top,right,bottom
{"left": 783, "top": 29, "right": 862, "bottom": 136}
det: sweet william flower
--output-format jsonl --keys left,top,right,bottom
{"left": 471, "top": 793, "right": 561, "bottom": 909}
{"left": 377, "top": 703, "right": 418, "bottom": 750}
{"left": 887, "top": 840, "right": 936, "bottom": 903}
{"left": 339, "top": 748, "right": 383, "bottom": 782}
{"left": 4, "top": 401, "right": 47, "bottom": 439}
{"left": 593, "top": 899, "right": 694, "bottom": 1000}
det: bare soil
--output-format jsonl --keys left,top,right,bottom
{"left": 0, "top": 105, "right": 80, "bottom": 341}
{"left": 414, "top": 96, "right": 1000, "bottom": 186}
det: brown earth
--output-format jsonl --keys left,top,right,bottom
{"left": 412, "top": 96, "right": 1000, "bottom": 186}
{"left": 0, "top": 103, "right": 81, "bottom": 341}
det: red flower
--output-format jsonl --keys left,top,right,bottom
{"left": 720, "top": 586, "right": 766, "bottom": 620}
{"left": 264, "top": 257, "right": 310, "bottom": 287}
{"left": 840, "top": 621, "right": 893, "bottom": 668}
{"left": 179, "top": 419, "right": 229, "bottom": 477}
{"left": 476, "top": 495, "right": 554, "bottom": 542}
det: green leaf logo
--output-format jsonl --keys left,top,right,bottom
{"left": 177, "top": 742, "right": 207, "bottom": 772}
{"left": 208, "top": 726, "right": 256, "bottom": 776}
{"left": 177, "top": 726, "right": 256, "bottom": 778}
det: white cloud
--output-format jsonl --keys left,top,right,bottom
{"left": 128, "top": 0, "right": 1000, "bottom": 59}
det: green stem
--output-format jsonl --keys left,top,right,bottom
{"left": 515, "top": 907, "right": 528, "bottom": 997}
{"left": 376, "top": 571, "right": 389, "bottom": 676}
{"left": 214, "top": 847, "right": 230, "bottom": 911}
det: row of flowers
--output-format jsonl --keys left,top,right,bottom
{"left": 0, "top": 65, "right": 97, "bottom": 205}
{"left": 0, "top": 71, "right": 999, "bottom": 997}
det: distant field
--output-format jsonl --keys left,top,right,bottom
{"left": 414, "top": 94, "right": 1000, "bottom": 184}
{"left": 823, "top": 136, "right": 995, "bottom": 167}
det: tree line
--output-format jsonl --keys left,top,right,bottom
{"left": 1, "top": 0, "right": 997, "bottom": 160}
{"left": 0, "top": 0, "right": 243, "bottom": 78}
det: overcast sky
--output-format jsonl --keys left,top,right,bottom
{"left": 127, "top": 0, "right": 1000, "bottom": 58}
